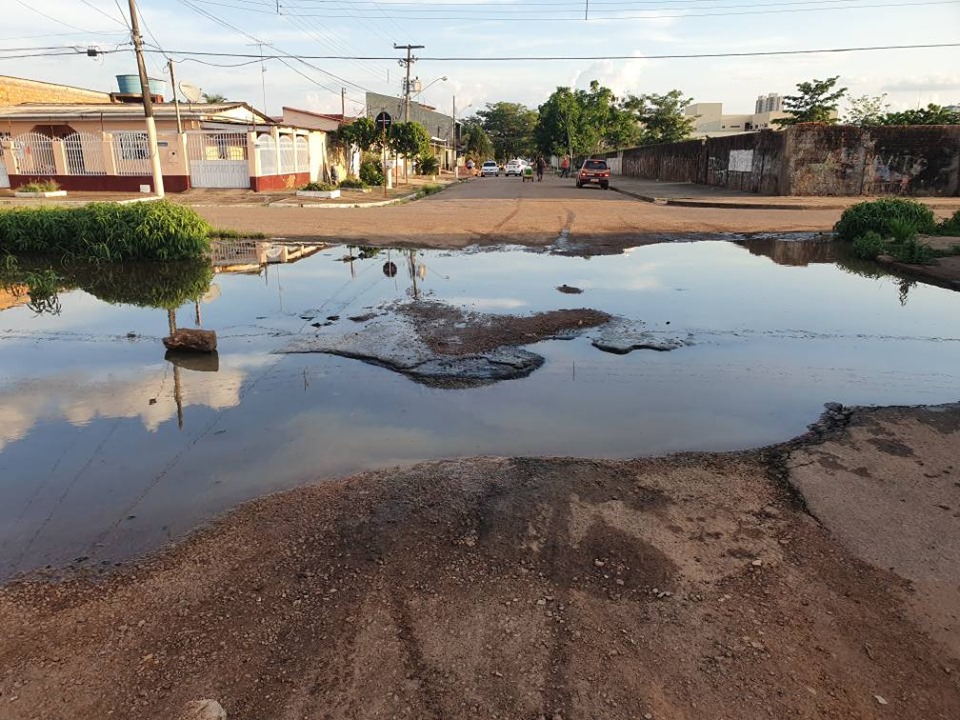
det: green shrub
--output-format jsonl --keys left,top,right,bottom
{"left": 852, "top": 231, "right": 886, "bottom": 260}
{"left": 339, "top": 178, "right": 366, "bottom": 189}
{"left": 886, "top": 217, "right": 918, "bottom": 244}
{"left": 416, "top": 183, "right": 444, "bottom": 199}
{"left": 301, "top": 181, "right": 338, "bottom": 192}
{"left": 889, "top": 237, "right": 936, "bottom": 265}
{"left": 359, "top": 159, "right": 384, "bottom": 186}
{"left": 0, "top": 200, "right": 211, "bottom": 261}
{"left": 833, "top": 198, "right": 936, "bottom": 242}
{"left": 936, "top": 209, "right": 960, "bottom": 236}
{"left": 18, "top": 179, "right": 61, "bottom": 193}
{"left": 418, "top": 154, "right": 440, "bottom": 175}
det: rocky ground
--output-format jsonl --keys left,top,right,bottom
{"left": 1, "top": 403, "right": 958, "bottom": 720}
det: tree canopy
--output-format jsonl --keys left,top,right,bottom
{"left": 201, "top": 92, "right": 227, "bottom": 103}
{"left": 875, "top": 103, "right": 960, "bottom": 126}
{"left": 475, "top": 102, "right": 538, "bottom": 160}
{"left": 388, "top": 121, "right": 431, "bottom": 160}
{"left": 338, "top": 117, "right": 383, "bottom": 152}
{"left": 773, "top": 76, "right": 848, "bottom": 126}
{"left": 460, "top": 119, "right": 494, "bottom": 162}
{"left": 623, "top": 90, "right": 696, "bottom": 145}
{"left": 535, "top": 81, "right": 638, "bottom": 158}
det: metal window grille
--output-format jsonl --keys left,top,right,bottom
{"left": 256, "top": 134, "right": 277, "bottom": 175}
{"left": 295, "top": 136, "right": 309, "bottom": 172}
{"left": 113, "top": 131, "right": 151, "bottom": 175}
{"left": 64, "top": 133, "right": 107, "bottom": 175}
{"left": 279, "top": 136, "right": 295, "bottom": 173}
{"left": 13, "top": 132, "right": 56, "bottom": 175}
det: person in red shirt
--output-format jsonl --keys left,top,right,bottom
{"left": 560, "top": 155, "right": 570, "bottom": 178}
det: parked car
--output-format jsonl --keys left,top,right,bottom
{"left": 576, "top": 159, "right": 610, "bottom": 189}
{"left": 480, "top": 160, "right": 500, "bottom": 177}
{"left": 504, "top": 159, "right": 524, "bottom": 177}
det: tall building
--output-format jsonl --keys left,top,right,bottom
{"left": 755, "top": 93, "right": 784, "bottom": 114}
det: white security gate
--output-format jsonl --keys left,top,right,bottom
{"left": 113, "top": 131, "right": 152, "bottom": 175}
{"left": 187, "top": 132, "right": 249, "bottom": 188}
{"left": 0, "top": 143, "right": 9, "bottom": 188}
{"left": 12, "top": 132, "right": 55, "bottom": 175}
{"left": 64, "top": 133, "right": 107, "bottom": 175}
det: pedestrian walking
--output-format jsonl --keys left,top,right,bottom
{"left": 536, "top": 156, "right": 546, "bottom": 182}
{"left": 560, "top": 155, "right": 570, "bottom": 178}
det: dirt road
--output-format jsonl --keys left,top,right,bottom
{"left": 1, "top": 404, "right": 958, "bottom": 720}
{"left": 192, "top": 177, "right": 850, "bottom": 248}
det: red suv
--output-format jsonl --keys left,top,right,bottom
{"left": 576, "top": 159, "right": 610, "bottom": 190}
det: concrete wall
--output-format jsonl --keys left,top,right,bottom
{"left": 609, "top": 124, "right": 960, "bottom": 196}
{"left": 0, "top": 75, "right": 113, "bottom": 106}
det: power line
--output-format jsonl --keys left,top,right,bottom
{"left": 183, "top": 0, "right": 959, "bottom": 18}
{"left": 129, "top": 41, "right": 960, "bottom": 61}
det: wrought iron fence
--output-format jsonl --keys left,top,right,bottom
{"left": 12, "top": 132, "right": 56, "bottom": 175}
{"left": 64, "top": 133, "right": 107, "bottom": 175}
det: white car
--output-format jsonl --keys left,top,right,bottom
{"left": 504, "top": 159, "right": 524, "bottom": 177}
{"left": 480, "top": 160, "right": 500, "bottom": 177}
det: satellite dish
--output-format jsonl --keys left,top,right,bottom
{"left": 179, "top": 82, "right": 202, "bottom": 103}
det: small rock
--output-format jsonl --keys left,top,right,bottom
{"left": 762, "top": 505, "right": 781, "bottom": 518}
{"left": 593, "top": 559, "right": 606, "bottom": 567}
{"left": 557, "top": 284, "right": 583, "bottom": 294}
{"left": 874, "top": 695, "right": 888, "bottom": 706}
{"left": 180, "top": 699, "right": 227, "bottom": 720}
{"left": 824, "top": 402, "right": 843, "bottom": 412}
{"left": 163, "top": 328, "right": 217, "bottom": 354}
{"left": 644, "top": 714, "right": 653, "bottom": 720}
{"left": 751, "top": 559, "right": 763, "bottom": 567}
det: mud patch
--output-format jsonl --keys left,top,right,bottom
{"left": 867, "top": 437, "right": 915, "bottom": 457}
{"left": 590, "top": 318, "right": 691, "bottom": 354}
{"left": 280, "top": 301, "right": 608, "bottom": 387}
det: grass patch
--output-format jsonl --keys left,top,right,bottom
{"left": 0, "top": 200, "right": 212, "bottom": 261}
{"left": 852, "top": 231, "right": 886, "bottom": 260}
{"left": 338, "top": 178, "right": 367, "bottom": 190}
{"left": 301, "top": 182, "right": 338, "bottom": 192}
{"left": 415, "top": 183, "right": 445, "bottom": 199}
{"left": 935, "top": 209, "right": 960, "bottom": 236}
{"left": 209, "top": 227, "right": 269, "bottom": 240}
{"left": 17, "top": 179, "right": 61, "bottom": 193}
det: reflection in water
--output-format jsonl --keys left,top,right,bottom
{"left": 739, "top": 238, "right": 838, "bottom": 267}
{"left": 1, "top": 238, "right": 959, "bottom": 579}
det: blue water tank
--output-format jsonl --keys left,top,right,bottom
{"left": 116, "top": 74, "right": 166, "bottom": 97}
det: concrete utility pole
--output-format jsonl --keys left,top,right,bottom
{"left": 126, "top": 0, "right": 164, "bottom": 197}
{"left": 394, "top": 43, "right": 423, "bottom": 122}
{"left": 167, "top": 59, "right": 182, "bottom": 134}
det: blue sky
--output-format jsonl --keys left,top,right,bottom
{"left": 3, "top": 0, "right": 958, "bottom": 120}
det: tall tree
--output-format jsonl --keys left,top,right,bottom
{"left": 773, "top": 76, "right": 847, "bottom": 126}
{"left": 623, "top": 90, "right": 696, "bottom": 145}
{"left": 460, "top": 118, "right": 494, "bottom": 162}
{"left": 844, "top": 94, "right": 890, "bottom": 126}
{"left": 338, "top": 117, "right": 383, "bottom": 152}
{"left": 536, "top": 81, "right": 639, "bottom": 158}
{"left": 475, "top": 102, "right": 538, "bottom": 160}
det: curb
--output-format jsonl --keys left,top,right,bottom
{"left": 610, "top": 185, "right": 847, "bottom": 211}
{"left": 270, "top": 191, "right": 420, "bottom": 209}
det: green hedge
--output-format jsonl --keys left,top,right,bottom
{"left": 833, "top": 199, "right": 937, "bottom": 242}
{"left": 0, "top": 200, "right": 212, "bottom": 261}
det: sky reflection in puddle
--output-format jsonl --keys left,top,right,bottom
{"left": 1, "top": 238, "right": 958, "bottom": 578}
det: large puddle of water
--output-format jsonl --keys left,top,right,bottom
{"left": 2, "top": 237, "right": 958, "bottom": 579}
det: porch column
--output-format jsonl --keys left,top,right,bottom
{"left": 101, "top": 133, "right": 118, "bottom": 176}
{"left": 51, "top": 139, "right": 68, "bottom": 175}
{"left": 246, "top": 132, "right": 260, "bottom": 179}
{"left": 270, "top": 127, "right": 281, "bottom": 174}
{"left": 1, "top": 139, "right": 18, "bottom": 176}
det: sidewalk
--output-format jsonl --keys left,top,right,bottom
{"left": 610, "top": 176, "right": 960, "bottom": 211}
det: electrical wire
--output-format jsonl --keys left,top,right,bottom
{"left": 11, "top": 0, "right": 123, "bottom": 34}
{"left": 132, "top": 41, "right": 960, "bottom": 61}
{"left": 77, "top": 0, "right": 129, "bottom": 27}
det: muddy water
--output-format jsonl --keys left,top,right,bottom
{"left": 1, "top": 238, "right": 958, "bottom": 579}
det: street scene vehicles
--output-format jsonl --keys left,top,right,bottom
{"left": 480, "top": 160, "right": 500, "bottom": 177}
{"left": 504, "top": 159, "right": 524, "bottom": 177}
{"left": 576, "top": 159, "right": 611, "bottom": 189}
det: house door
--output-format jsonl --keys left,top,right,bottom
{"left": 186, "top": 132, "right": 250, "bottom": 188}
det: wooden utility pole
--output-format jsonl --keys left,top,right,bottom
{"left": 394, "top": 43, "right": 423, "bottom": 122}
{"left": 127, "top": 0, "right": 164, "bottom": 197}
{"left": 341, "top": 87, "right": 346, "bottom": 118}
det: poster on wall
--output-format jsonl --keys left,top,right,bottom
{"left": 728, "top": 150, "right": 754, "bottom": 173}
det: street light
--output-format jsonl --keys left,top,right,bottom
{"left": 417, "top": 75, "right": 448, "bottom": 102}
{"left": 453, "top": 97, "right": 473, "bottom": 179}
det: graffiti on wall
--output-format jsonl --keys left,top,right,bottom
{"left": 866, "top": 153, "right": 929, "bottom": 195}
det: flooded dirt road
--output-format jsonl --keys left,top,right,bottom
{"left": 1, "top": 404, "right": 958, "bottom": 720}
{"left": 2, "top": 227, "right": 959, "bottom": 719}
{"left": 2, "top": 239, "right": 958, "bottom": 580}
